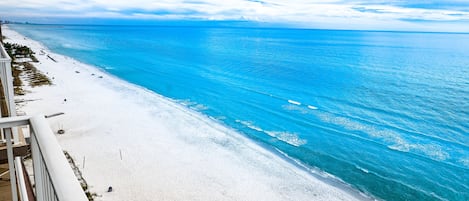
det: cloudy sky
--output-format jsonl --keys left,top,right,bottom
{"left": 1, "top": 0, "right": 469, "bottom": 31}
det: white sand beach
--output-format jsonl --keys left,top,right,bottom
{"left": 4, "top": 26, "right": 366, "bottom": 201}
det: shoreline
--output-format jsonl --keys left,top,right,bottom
{"left": 4, "top": 26, "right": 370, "bottom": 201}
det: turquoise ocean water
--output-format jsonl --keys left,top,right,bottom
{"left": 9, "top": 24, "right": 469, "bottom": 200}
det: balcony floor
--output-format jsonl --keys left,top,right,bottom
{"left": 0, "top": 127, "right": 29, "bottom": 164}
{"left": 0, "top": 164, "right": 12, "bottom": 201}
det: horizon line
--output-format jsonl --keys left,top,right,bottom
{"left": 4, "top": 20, "right": 469, "bottom": 35}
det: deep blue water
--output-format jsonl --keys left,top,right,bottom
{"left": 9, "top": 24, "right": 469, "bottom": 200}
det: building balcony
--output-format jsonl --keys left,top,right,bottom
{"left": 0, "top": 115, "right": 89, "bottom": 201}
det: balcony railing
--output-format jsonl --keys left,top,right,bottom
{"left": 1, "top": 115, "right": 88, "bottom": 201}
{"left": 1, "top": 42, "right": 20, "bottom": 146}
{"left": 0, "top": 42, "right": 16, "bottom": 118}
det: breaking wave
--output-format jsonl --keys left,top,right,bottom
{"left": 236, "top": 120, "right": 307, "bottom": 146}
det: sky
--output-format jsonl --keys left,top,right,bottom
{"left": 1, "top": 0, "right": 469, "bottom": 32}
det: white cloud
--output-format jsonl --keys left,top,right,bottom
{"left": 1, "top": 0, "right": 469, "bottom": 31}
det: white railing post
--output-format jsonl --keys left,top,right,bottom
{"left": 5, "top": 127, "right": 18, "bottom": 201}
{"left": 15, "top": 156, "right": 29, "bottom": 201}
{"left": 30, "top": 127, "right": 45, "bottom": 201}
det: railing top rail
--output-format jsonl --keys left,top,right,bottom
{"left": 0, "top": 115, "right": 30, "bottom": 128}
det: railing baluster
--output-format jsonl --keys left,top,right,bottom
{"left": 15, "top": 156, "right": 29, "bottom": 201}
{"left": 43, "top": 164, "right": 49, "bottom": 201}
{"left": 5, "top": 127, "right": 18, "bottom": 201}
{"left": 31, "top": 129, "right": 45, "bottom": 201}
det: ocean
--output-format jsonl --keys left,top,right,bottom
{"left": 9, "top": 24, "right": 469, "bottom": 200}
